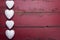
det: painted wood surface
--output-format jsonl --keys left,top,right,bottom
{"left": 0, "top": 0, "right": 60, "bottom": 40}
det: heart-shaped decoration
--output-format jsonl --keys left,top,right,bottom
{"left": 6, "top": 20, "right": 14, "bottom": 29}
{"left": 5, "top": 9, "right": 14, "bottom": 19}
{"left": 6, "top": 1, "right": 14, "bottom": 9}
{"left": 5, "top": 30, "right": 15, "bottom": 39}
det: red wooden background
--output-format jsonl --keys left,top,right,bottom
{"left": 0, "top": 0, "right": 60, "bottom": 40}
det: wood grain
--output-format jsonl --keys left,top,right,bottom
{"left": 0, "top": 0, "right": 60, "bottom": 40}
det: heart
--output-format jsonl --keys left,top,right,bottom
{"left": 6, "top": 1, "right": 14, "bottom": 9}
{"left": 5, "top": 9, "right": 14, "bottom": 19}
{"left": 6, "top": 20, "right": 14, "bottom": 29}
{"left": 5, "top": 30, "right": 15, "bottom": 39}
